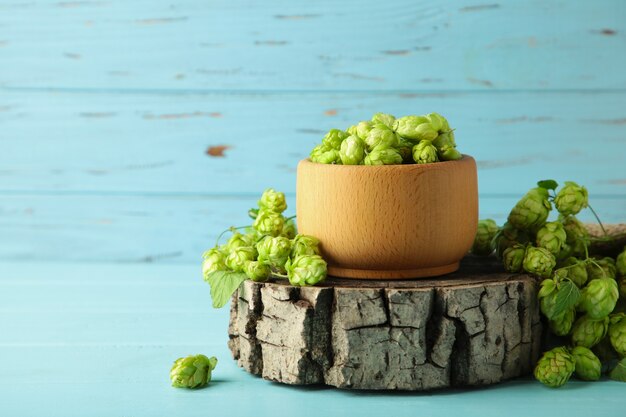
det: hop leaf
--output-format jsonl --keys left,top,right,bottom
{"left": 523, "top": 246, "right": 556, "bottom": 278}
{"left": 339, "top": 135, "right": 366, "bottom": 165}
{"left": 170, "top": 354, "right": 217, "bottom": 389}
{"left": 554, "top": 181, "right": 588, "bottom": 216}
{"left": 285, "top": 255, "right": 327, "bottom": 286}
{"left": 205, "top": 270, "right": 248, "bottom": 308}
{"left": 472, "top": 219, "right": 499, "bottom": 257}
{"left": 571, "top": 315, "right": 609, "bottom": 348}
{"left": 538, "top": 277, "right": 580, "bottom": 320}
{"left": 534, "top": 347, "right": 575, "bottom": 388}
{"left": 537, "top": 179, "right": 558, "bottom": 191}
{"left": 508, "top": 187, "right": 552, "bottom": 232}
{"left": 412, "top": 140, "right": 439, "bottom": 164}
{"left": 571, "top": 346, "right": 601, "bottom": 381}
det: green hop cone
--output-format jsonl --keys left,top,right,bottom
{"left": 291, "top": 234, "right": 321, "bottom": 258}
{"left": 425, "top": 112, "right": 450, "bottom": 133}
{"left": 523, "top": 246, "right": 556, "bottom": 278}
{"left": 258, "top": 188, "right": 287, "bottom": 214}
{"left": 554, "top": 181, "right": 588, "bottom": 216}
{"left": 619, "top": 277, "right": 626, "bottom": 299}
{"left": 170, "top": 354, "right": 217, "bottom": 389}
{"left": 226, "top": 232, "right": 256, "bottom": 252}
{"left": 533, "top": 347, "right": 575, "bottom": 388}
{"left": 316, "top": 148, "right": 341, "bottom": 164}
{"left": 225, "top": 246, "right": 257, "bottom": 272}
{"left": 285, "top": 255, "right": 327, "bottom": 286}
{"left": 243, "top": 260, "right": 270, "bottom": 282}
{"left": 549, "top": 309, "right": 576, "bottom": 336}
{"left": 345, "top": 125, "right": 357, "bottom": 137}
{"left": 201, "top": 247, "right": 227, "bottom": 279}
{"left": 364, "top": 124, "right": 400, "bottom": 150}
{"left": 502, "top": 244, "right": 526, "bottom": 272}
{"left": 579, "top": 278, "right": 619, "bottom": 319}
{"left": 617, "top": 247, "right": 626, "bottom": 277}
{"left": 393, "top": 115, "right": 438, "bottom": 142}
{"left": 412, "top": 140, "right": 439, "bottom": 164}
{"left": 432, "top": 131, "right": 462, "bottom": 161}
{"left": 571, "top": 315, "right": 609, "bottom": 348}
{"left": 355, "top": 121, "right": 373, "bottom": 141}
{"left": 364, "top": 145, "right": 403, "bottom": 166}
{"left": 396, "top": 137, "right": 415, "bottom": 163}
{"left": 609, "top": 313, "right": 626, "bottom": 356}
{"left": 561, "top": 215, "right": 589, "bottom": 257}
{"left": 571, "top": 346, "right": 601, "bottom": 381}
{"left": 339, "top": 135, "right": 366, "bottom": 165}
{"left": 253, "top": 210, "right": 285, "bottom": 237}
{"left": 371, "top": 112, "right": 396, "bottom": 128}
{"left": 321, "top": 129, "right": 349, "bottom": 149}
{"left": 536, "top": 221, "right": 567, "bottom": 255}
{"left": 257, "top": 236, "right": 292, "bottom": 272}
{"left": 281, "top": 218, "right": 297, "bottom": 239}
{"left": 491, "top": 222, "right": 530, "bottom": 259}
{"left": 471, "top": 219, "right": 499, "bottom": 256}
{"left": 508, "top": 187, "right": 552, "bottom": 232}
{"left": 310, "top": 144, "right": 330, "bottom": 163}
{"left": 559, "top": 257, "right": 588, "bottom": 287}
{"left": 587, "top": 257, "right": 617, "bottom": 280}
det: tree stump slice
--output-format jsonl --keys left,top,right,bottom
{"left": 227, "top": 256, "right": 543, "bottom": 390}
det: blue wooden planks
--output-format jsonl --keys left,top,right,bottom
{"left": 1, "top": 1, "right": 625, "bottom": 90}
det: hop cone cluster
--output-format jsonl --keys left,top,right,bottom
{"left": 170, "top": 354, "right": 217, "bottom": 389}
{"left": 473, "top": 179, "right": 626, "bottom": 387}
{"left": 310, "top": 112, "right": 462, "bottom": 165}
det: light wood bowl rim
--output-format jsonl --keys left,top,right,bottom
{"left": 299, "top": 154, "right": 474, "bottom": 171}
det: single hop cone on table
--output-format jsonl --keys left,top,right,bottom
{"left": 364, "top": 145, "right": 404, "bottom": 166}
{"left": 570, "top": 346, "right": 601, "bottom": 381}
{"left": 258, "top": 188, "right": 287, "bottom": 214}
{"left": 201, "top": 247, "right": 227, "bottom": 279}
{"left": 609, "top": 313, "right": 626, "bottom": 356}
{"left": 579, "top": 278, "right": 619, "bottom": 319}
{"left": 536, "top": 221, "right": 567, "bottom": 255}
{"left": 285, "top": 255, "right": 327, "bottom": 286}
{"left": 256, "top": 236, "right": 292, "bottom": 272}
{"left": 412, "top": 140, "right": 439, "bottom": 164}
{"left": 339, "top": 135, "right": 366, "bottom": 165}
{"left": 534, "top": 347, "right": 575, "bottom": 388}
{"left": 170, "top": 354, "right": 218, "bottom": 389}
{"left": 253, "top": 210, "right": 285, "bottom": 237}
{"left": 508, "top": 187, "right": 552, "bottom": 232}
{"left": 471, "top": 219, "right": 499, "bottom": 256}
{"left": 291, "top": 234, "right": 321, "bottom": 258}
{"left": 225, "top": 246, "right": 257, "bottom": 272}
{"left": 571, "top": 315, "right": 609, "bottom": 348}
{"left": 523, "top": 246, "right": 556, "bottom": 278}
{"left": 549, "top": 309, "right": 576, "bottom": 337}
{"left": 243, "top": 260, "right": 271, "bottom": 282}
{"left": 554, "top": 181, "right": 588, "bottom": 216}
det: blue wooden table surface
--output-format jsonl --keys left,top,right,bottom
{"left": 1, "top": 1, "right": 625, "bottom": 415}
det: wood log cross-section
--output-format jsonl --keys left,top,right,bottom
{"left": 228, "top": 257, "right": 543, "bottom": 390}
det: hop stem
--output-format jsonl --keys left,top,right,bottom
{"left": 272, "top": 272, "right": 289, "bottom": 279}
{"left": 215, "top": 225, "right": 251, "bottom": 247}
{"left": 587, "top": 204, "right": 607, "bottom": 237}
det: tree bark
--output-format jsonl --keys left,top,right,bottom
{"left": 228, "top": 256, "right": 542, "bottom": 390}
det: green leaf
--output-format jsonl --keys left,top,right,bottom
{"left": 248, "top": 208, "right": 259, "bottom": 220}
{"left": 205, "top": 270, "right": 247, "bottom": 308}
{"left": 609, "top": 358, "right": 626, "bottom": 382}
{"left": 552, "top": 279, "right": 581, "bottom": 318}
{"left": 537, "top": 179, "right": 558, "bottom": 191}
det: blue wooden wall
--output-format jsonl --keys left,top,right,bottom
{"left": 1, "top": 0, "right": 625, "bottom": 263}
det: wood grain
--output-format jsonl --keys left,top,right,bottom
{"left": 297, "top": 157, "right": 478, "bottom": 278}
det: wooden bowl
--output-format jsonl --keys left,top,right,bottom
{"left": 296, "top": 156, "right": 478, "bottom": 279}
